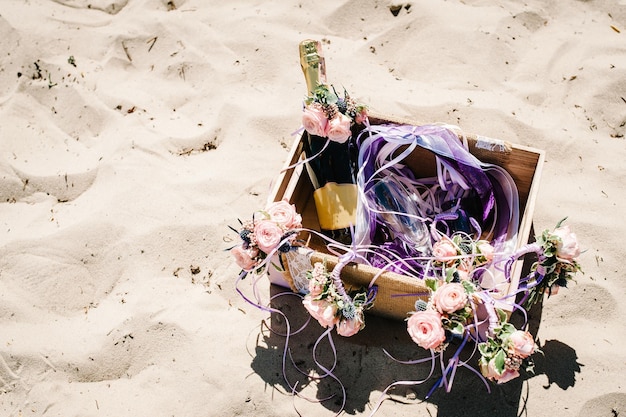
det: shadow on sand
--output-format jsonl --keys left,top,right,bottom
{"left": 250, "top": 283, "right": 581, "bottom": 416}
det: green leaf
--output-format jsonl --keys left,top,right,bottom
{"left": 450, "top": 321, "right": 465, "bottom": 335}
{"left": 445, "top": 267, "right": 456, "bottom": 283}
{"left": 498, "top": 323, "right": 517, "bottom": 343}
{"left": 500, "top": 322, "right": 517, "bottom": 333}
{"left": 462, "top": 280, "right": 475, "bottom": 294}
{"left": 555, "top": 276, "right": 569, "bottom": 288}
{"left": 535, "top": 233, "right": 546, "bottom": 246}
{"left": 496, "top": 308, "right": 508, "bottom": 324}
{"left": 478, "top": 342, "right": 491, "bottom": 357}
{"left": 494, "top": 349, "right": 506, "bottom": 374}
{"left": 425, "top": 278, "right": 438, "bottom": 292}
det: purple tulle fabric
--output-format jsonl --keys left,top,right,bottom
{"left": 355, "top": 123, "right": 519, "bottom": 261}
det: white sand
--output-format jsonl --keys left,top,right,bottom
{"left": 0, "top": 0, "right": 624, "bottom": 416}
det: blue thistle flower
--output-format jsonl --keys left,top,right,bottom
{"left": 240, "top": 229, "right": 251, "bottom": 244}
{"left": 342, "top": 302, "right": 356, "bottom": 319}
{"left": 336, "top": 97, "right": 347, "bottom": 114}
{"left": 459, "top": 242, "right": 472, "bottom": 254}
{"left": 414, "top": 299, "right": 428, "bottom": 311}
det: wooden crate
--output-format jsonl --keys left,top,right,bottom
{"left": 268, "top": 114, "right": 545, "bottom": 321}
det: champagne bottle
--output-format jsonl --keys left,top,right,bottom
{"left": 299, "top": 39, "right": 359, "bottom": 245}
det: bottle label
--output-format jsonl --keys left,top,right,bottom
{"left": 313, "top": 182, "right": 357, "bottom": 230}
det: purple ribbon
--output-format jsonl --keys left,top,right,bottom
{"left": 356, "top": 123, "right": 519, "bottom": 249}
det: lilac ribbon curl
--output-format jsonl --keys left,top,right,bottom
{"left": 504, "top": 242, "right": 548, "bottom": 306}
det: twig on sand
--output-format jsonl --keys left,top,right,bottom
{"left": 121, "top": 40, "right": 132, "bottom": 62}
{"left": 147, "top": 36, "right": 158, "bottom": 52}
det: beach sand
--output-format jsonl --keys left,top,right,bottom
{"left": 0, "top": 0, "right": 624, "bottom": 416}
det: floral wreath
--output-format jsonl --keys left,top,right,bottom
{"left": 478, "top": 312, "right": 537, "bottom": 384}
{"left": 229, "top": 199, "right": 303, "bottom": 277}
{"left": 404, "top": 232, "right": 497, "bottom": 354}
{"left": 404, "top": 220, "right": 582, "bottom": 386}
{"left": 406, "top": 264, "right": 538, "bottom": 385}
{"left": 302, "top": 84, "right": 367, "bottom": 144}
{"left": 515, "top": 218, "right": 583, "bottom": 307}
{"left": 302, "top": 260, "right": 376, "bottom": 337}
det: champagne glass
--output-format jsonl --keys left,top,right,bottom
{"left": 365, "top": 175, "right": 431, "bottom": 254}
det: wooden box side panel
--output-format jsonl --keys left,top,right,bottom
{"left": 309, "top": 253, "right": 429, "bottom": 320}
{"left": 506, "top": 145, "right": 545, "bottom": 300}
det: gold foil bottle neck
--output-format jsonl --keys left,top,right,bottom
{"left": 299, "top": 39, "right": 326, "bottom": 95}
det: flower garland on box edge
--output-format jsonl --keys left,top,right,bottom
{"left": 229, "top": 199, "right": 378, "bottom": 415}
{"left": 401, "top": 232, "right": 539, "bottom": 394}
{"left": 302, "top": 259, "right": 376, "bottom": 337}
{"left": 229, "top": 199, "right": 303, "bottom": 278}
{"left": 509, "top": 218, "right": 583, "bottom": 308}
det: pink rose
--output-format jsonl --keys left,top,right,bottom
{"left": 326, "top": 113, "right": 352, "bottom": 143}
{"left": 496, "top": 368, "right": 520, "bottom": 384}
{"left": 302, "top": 296, "right": 339, "bottom": 328}
{"left": 336, "top": 314, "right": 364, "bottom": 337}
{"left": 508, "top": 330, "right": 535, "bottom": 358}
{"left": 266, "top": 199, "right": 302, "bottom": 230}
{"left": 553, "top": 225, "right": 580, "bottom": 261}
{"left": 302, "top": 104, "right": 328, "bottom": 137}
{"left": 308, "top": 277, "right": 324, "bottom": 297}
{"left": 477, "top": 241, "right": 494, "bottom": 262}
{"left": 308, "top": 262, "right": 326, "bottom": 296}
{"left": 432, "top": 282, "right": 468, "bottom": 314}
{"left": 432, "top": 238, "right": 458, "bottom": 263}
{"left": 253, "top": 220, "right": 283, "bottom": 254}
{"left": 406, "top": 310, "right": 446, "bottom": 350}
{"left": 480, "top": 358, "right": 520, "bottom": 384}
{"left": 230, "top": 246, "right": 257, "bottom": 270}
